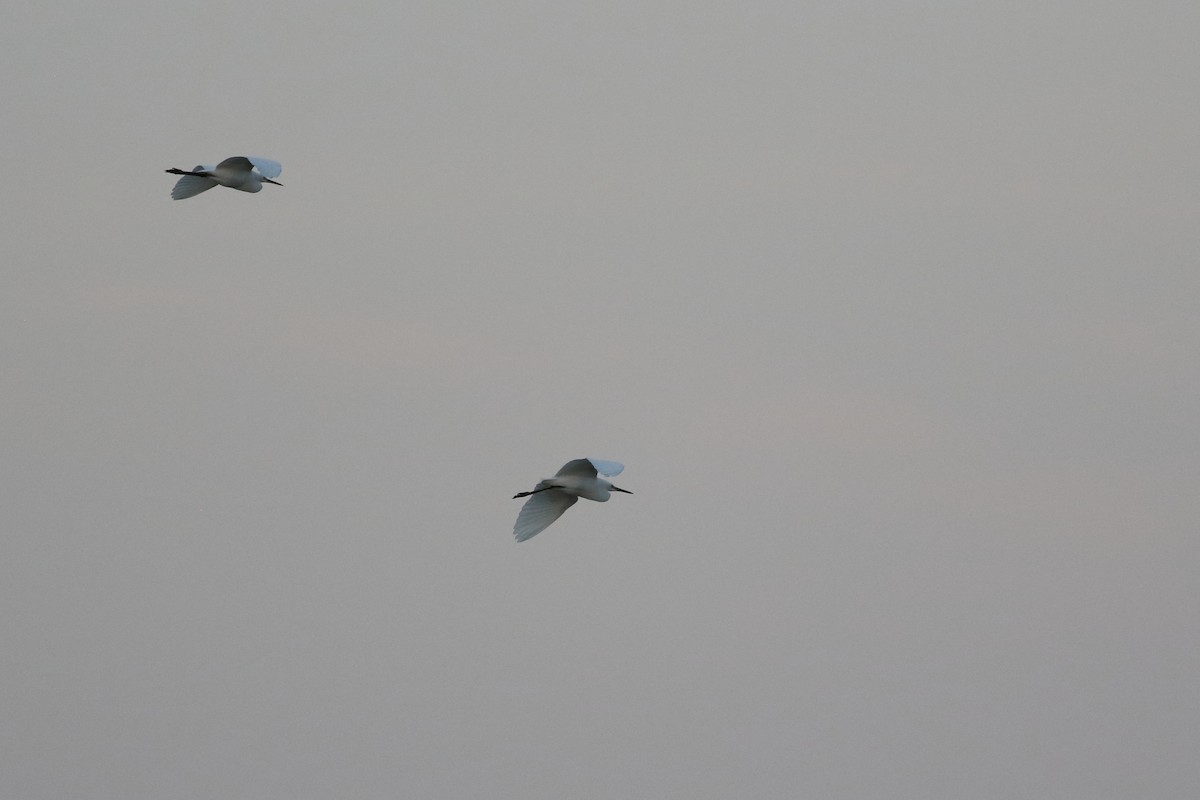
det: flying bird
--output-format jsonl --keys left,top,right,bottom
{"left": 165, "top": 156, "right": 283, "bottom": 200}
{"left": 512, "top": 458, "right": 632, "bottom": 542}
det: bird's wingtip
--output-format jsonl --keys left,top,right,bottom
{"left": 586, "top": 458, "right": 625, "bottom": 477}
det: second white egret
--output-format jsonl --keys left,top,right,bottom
{"left": 165, "top": 156, "right": 283, "bottom": 200}
{"left": 512, "top": 457, "right": 632, "bottom": 542}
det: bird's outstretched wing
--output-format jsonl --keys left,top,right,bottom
{"left": 585, "top": 458, "right": 624, "bottom": 477}
{"left": 514, "top": 486, "right": 578, "bottom": 542}
{"left": 212, "top": 156, "right": 282, "bottom": 179}
{"left": 170, "top": 174, "right": 218, "bottom": 200}
{"left": 555, "top": 459, "right": 597, "bottom": 478}
{"left": 215, "top": 156, "right": 255, "bottom": 172}
{"left": 246, "top": 156, "right": 282, "bottom": 178}
{"left": 554, "top": 458, "right": 623, "bottom": 478}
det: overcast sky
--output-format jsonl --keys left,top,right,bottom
{"left": 3, "top": 2, "right": 1198, "bottom": 797}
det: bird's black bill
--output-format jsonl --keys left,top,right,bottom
{"left": 611, "top": 486, "right": 633, "bottom": 494}
{"left": 263, "top": 178, "right": 283, "bottom": 186}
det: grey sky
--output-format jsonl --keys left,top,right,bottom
{"left": 3, "top": 2, "right": 1198, "bottom": 797}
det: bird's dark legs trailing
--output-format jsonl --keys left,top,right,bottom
{"left": 513, "top": 485, "right": 556, "bottom": 499}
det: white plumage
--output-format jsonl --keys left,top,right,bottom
{"left": 165, "top": 156, "right": 283, "bottom": 200}
{"left": 512, "top": 458, "right": 632, "bottom": 542}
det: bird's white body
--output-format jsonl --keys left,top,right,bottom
{"left": 166, "top": 156, "right": 282, "bottom": 200}
{"left": 512, "top": 458, "right": 632, "bottom": 542}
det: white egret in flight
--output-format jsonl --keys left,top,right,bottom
{"left": 165, "top": 156, "right": 283, "bottom": 200}
{"left": 512, "top": 458, "right": 632, "bottom": 542}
